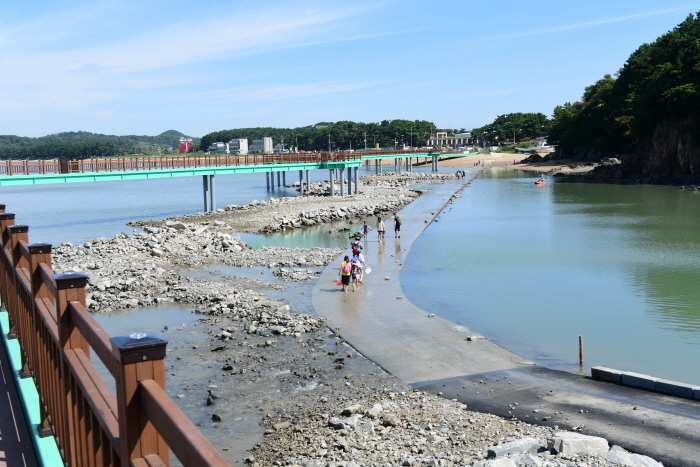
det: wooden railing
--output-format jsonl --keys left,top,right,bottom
{"left": 0, "top": 149, "right": 480, "bottom": 176}
{"left": 0, "top": 206, "right": 229, "bottom": 467}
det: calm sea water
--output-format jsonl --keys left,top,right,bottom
{"left": 4, "top": 165, "right": 699, "bottom": 385}
{"left": 0, "top": 170, "right": 364, "bottom": 246}
{"left": 402, "top": 168, "right": 700, "bottom": 385}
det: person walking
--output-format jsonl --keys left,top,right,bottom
{"left": 362, "top": 221, "right": 369, "bottom": 239}
{"left": 339, "top": 255, "right": 352, "bottom": 292}
{"left": 351, "top": 259, "right": 360, "bottom": 292}
{"left": 393, "top": 213, "right": 401, "bottom": 238}
{"left": 377, "top": 216, "right": 385, "bottom": 241}
{"left": 352, "top": 248, "right": 367, "bottom": 284}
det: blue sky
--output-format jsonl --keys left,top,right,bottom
{"left": 2, "top": 1, "right": 699, "bottom": 138}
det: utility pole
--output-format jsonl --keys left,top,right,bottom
{"left": 328, "top": 133, "right": 332, "bottom": 154}
{"left": 363, "top": 132, "right": 367, "bottom": 151}
{"left": 410, "top": 127, "right": 413, "bottom": 149}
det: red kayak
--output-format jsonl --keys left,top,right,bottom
{"left": 535, "top": 179, "right": 545, "bottom": 185}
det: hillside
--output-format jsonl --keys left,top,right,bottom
{"left": 0, "top": 130, "right": 200, "bottom": 152}
{"left": 548, "top": 12, "right": 700, "bottom": 183}
{"left": 200, "top": 120, "right": 437, "bottom": 152}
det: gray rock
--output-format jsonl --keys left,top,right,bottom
{"left": 547, "top": 431, "right": 608, "bottom": 456}
{"left": 165, "top": 221, "right": 186, "bottom": 230}
{"left": 487, "top": 437, "right": 539, "bottom": 458}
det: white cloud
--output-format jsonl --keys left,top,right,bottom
{"left": 480, "top": 6, "right": 700, "bottom": 42}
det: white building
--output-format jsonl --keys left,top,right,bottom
{"left": 427, "top": 132, "right": 474, "bottom": 149}
{"left": 250, "top": 137, "right": 273, "bottom": 154}
{"left": 228, "top": 138, "right": 248, "bottom": 155}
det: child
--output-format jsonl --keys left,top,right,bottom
{"left": 363, "top": 221, "right": 369, "bottom": 238}
{"left": 351, "top": 260, "right": 360, "bottom": 292}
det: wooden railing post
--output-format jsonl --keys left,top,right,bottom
{"left": 111, "top": 332, "right": 169, "bottom": 467}
{"left": 0, "top": 212, "right": 15, "bottom": 249}
{"left": 6, "top": 225, "right": 29, "bottom": 374}
{"left": 29, "top": 243, "right": 54, "bottom": 436}
{"left": 55, "top": 272, "right": 90, "bottom": 467}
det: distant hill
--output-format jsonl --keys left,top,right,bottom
{"left": 200, "top": 120, "right": 438, "bottom": 152}
{"left": 0, "top": 130, "right": 200, "bottom": 153}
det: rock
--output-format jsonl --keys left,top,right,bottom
{"left": 273, "top": 421, "right": 292, "bottom": 430}
{"left": 341, "top": 404, "right": 362, "bottom": 416}
{"left": 357, "top": 421, "right": 375, "bottom": 436}
{"left": 487, "top": 437, "right": 539, "bottom": 458}
{"left": 484, "top": 459, "right": 517, "bottom": 467}
{"left": 165, "top": 221, "right": 186, "bottom": 230}
{"left": 547, "top": 431, "right": 609, "bottom": 457}
{"left": 211, "top": 413, "right": 222, "bottom": 422}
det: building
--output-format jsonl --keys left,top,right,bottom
{"left": 207, "top": 142, "right": 227, "bottom": 154}
{"left": 250, "top": 137, "right": 273, "bottom": 154}
{"left": 426, "top": 132, "right": 474, "bottom": 149}
{"left": 228, "top": 138, "right": 248, "bottom": 155}
{"left": 179, "top": 138, "right": 193, "bottom": 153}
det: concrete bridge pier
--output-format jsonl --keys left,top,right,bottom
{"left": 305, "top": 170, "right": 310, "bottom": 191}
{"left": 340, "top": 168, "right": 346, "bottom": 197}
{"left": 375, "top": 159, "right": 379, "bottom": 174}
{"left": 277, "top": 171, "right": 281, "bottom": 187}
{"left": 354, "top": 167, "right": 359, "bottom": 194}
{"left": 282, "top": 171, "right": 286, "bottom": 186}
{"left": 329, "top": 170, "right": 335, "bottom": 196}
{"left": 266, "top": 172, "right": 271, "bottom": 190}
{"left": 299, "top": 170, "right": 304, "bottom": 193}
{"left": 202, "top": 174, "right": 216, "bottom": 211}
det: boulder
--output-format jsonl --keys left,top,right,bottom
{"left": 165, "top": 221, "right": 186, "bottom": 230}
{"left": 547, "top": 432, "right": 608, "bottom": 457}
{"left": 487, "top": 437, "right": 539, "bottom": 458}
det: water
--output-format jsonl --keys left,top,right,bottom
{"left": 402, "top": 168, "right": 700, "bottom": 385}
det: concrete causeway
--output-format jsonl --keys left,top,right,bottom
{"left": 311, "top": 167, "right": 700, "bottom": 467}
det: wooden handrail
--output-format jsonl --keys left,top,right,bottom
{"left": 68, "top": 301, "right": 120, "bottom": 377}
{"left": 139, "top": 379, "right": 229, "bottom": 467}
{"left": 0, "top": 208, "right": 233, "bottom": 467}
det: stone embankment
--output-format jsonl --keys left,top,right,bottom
{"left": 251, "top": 391, "right": 662, "bottom": 467}
{"left": 128, "top": 172, "right": 446, "bottom": 234}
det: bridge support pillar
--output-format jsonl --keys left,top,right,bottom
{"left": 379, "top": 159, "right": 383, "bottom": 174}
{"left": 210, "top": 175, "right": 216, "bottom": 211}
{"left": 340, "top": 168, "right": 345, "bottom": 197}
{"left": 374, "top": 159, "right": 378, "bottom": 174}
{"left": 202, "top": 175, "right": 210, "bottom": 212}
{"left": 299, "top": 170, "right": 304, "bottom": 193}
{"left": 354, "top": 167, "right": 359, "bottom": 194}
{"left": 306, "top": 170, "right": 310, "bottom": 190}
{"left": 283, "top": 171, "right": 286, "bottom": 187}
{"left": 277, "top": 171, "right": 281, "bottom": 187}
{"left": 202, "top": 175, "right": 216, "bottom": 211}
{"left": 266, "top": 172, "right": 270, "bottom": 190}
{"left": 329, "top": 170, "right": 335, "bottom": 196}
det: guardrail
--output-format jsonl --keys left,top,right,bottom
{"left": 0, "top": 150, "right": 481, "bottom": 176}
{"left": 0, "top": 205, "right": 229, "bottom": 466}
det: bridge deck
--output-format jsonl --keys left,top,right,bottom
{"left": 0, "top": 152, "right": 478, "bottom": 186}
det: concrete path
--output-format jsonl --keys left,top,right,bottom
{"left": 312, "top": 167, "right": 530, "bottom": 384}
{"left": 311, "top": 167, "right": 700, "bottom": 467}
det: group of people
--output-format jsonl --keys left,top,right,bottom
{"left": 337, "top": 213, "right": 402, "bottom": 292}
{"left": 339, "top": 238, "right": 368, "bottom": 292}
{"left": 455, "top": 170, "right": 466, "bottom": 179}
{"left": 375, "top": 213, "right": 401, "bottom": 240}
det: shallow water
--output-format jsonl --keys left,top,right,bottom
{"left": 402, "top": 168, "right": 700, "bottom": 385}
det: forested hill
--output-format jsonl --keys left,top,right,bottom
{"left": 200, "top": 120, "right": 438, "bottom": 152}
{"left": 0, "top": 130, "right": 200, "bottom": 159}
{"left": 548, "top": 12, "right": 700, "bottom": 183}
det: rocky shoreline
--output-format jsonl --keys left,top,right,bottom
{"left": 56, "top": 170, "right": 664, "bottom": 466}
{"left": 128, "top": 172, "right": 446, "bottom": 234}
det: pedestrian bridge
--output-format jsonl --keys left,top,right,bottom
{"left": 0, "top": 150, "right": 478, "bottom": 211}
